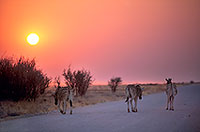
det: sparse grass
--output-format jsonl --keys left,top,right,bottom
{"left": 0, "top": 83, "right": 190, "bottom": 121}
{"left": 0, "top": 90, "right": 56, "bottom": 121}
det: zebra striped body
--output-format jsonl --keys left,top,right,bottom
{"left": 165, "top": 78, "right": 177, "bottom": 111}
{"left": 166, "top": 83, "right": 177, "bottom": 97}
{"left": 54, "top": 86, "right": 74, "bottom": 114}
{"left": 125, "top": 84, "right": 143, "bottom": 112}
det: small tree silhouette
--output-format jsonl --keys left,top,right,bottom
{"left": 108, "top": 77, "right": 122, "bottom": 93}
{"left": 190, "top": 80, "right": 194, "bottom": 84}
{"left": 62, "top": 66, "right": 93, "bottom": 96}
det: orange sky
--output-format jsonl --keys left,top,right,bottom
{"left": 0, "top": 0, "right": 200, "bottom": 84}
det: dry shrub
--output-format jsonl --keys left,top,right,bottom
{"left": 0, "top": 56, "right": 51, "bottom": 101}
{"left": 63, "top": 66, "right": 93, "bottom": 96}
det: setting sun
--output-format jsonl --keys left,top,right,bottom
{"left": 26, "top": 33, "right": 39, "bottom": 45}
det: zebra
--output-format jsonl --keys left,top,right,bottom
{"left": 54, "top": 86, "right": 74, "bottom": 114}
{"left": 165, "top": 78, "right": 177, "bottom": 111}
{"left": 125, "top": 84, "right": 143, "bottom": 112}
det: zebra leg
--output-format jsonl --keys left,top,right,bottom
{"left": 127, "top": 100, "right": 130, "bottom": 113}
{"left": 166, "top": 95, "right": 170, "bottom": 110}
{"left": 169, "top": 96, "right": 171, "bottom": 110}
{"left": 169, "top": 96, "right": 172, "bottom": 110}
{"left": 58, "top": 101, "right": 63, "bottom": 114}
{"left": 134, "top": 98, "right": 138, "bottom": 112}
{"left": 62, "top": 100, "right": 66, "bottom": 114}
{"left": 171, "top": 96, "right": 175, "bottom": 111}
{"left": 130, "top": 99, "right": 135, "bottom": 112}
{"left": 70, "top": 100, "right": 73, "bottom": 115}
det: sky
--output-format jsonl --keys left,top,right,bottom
{"left": 0, "top": 0, "right": 200, "bottom": 84}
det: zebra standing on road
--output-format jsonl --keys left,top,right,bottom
{"left": 53, "top": 77, "right": 74, "bottom": 115}
{"left": 54, "top": 86, "right": 74, "bottom": 115}
{"left": 165, "top": 78, "right": 177, "bottom": 111}
{"left": 125, "top": 84, "right": 143, "bottom": 112}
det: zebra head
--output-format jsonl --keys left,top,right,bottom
{"left": 165, "top": 78, "right": 172, "bottom": 84}
{"left": 136, "top": 85, "right": 143, "bottom": 100}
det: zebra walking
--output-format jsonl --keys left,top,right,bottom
{"left": 54, "top": 86, "right": 74, "bottom": 114}
{"left": 125, "top": 84, "right": 143, "bottom": 112}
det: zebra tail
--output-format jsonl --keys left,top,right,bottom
{"left": 125, "top": 97, "right": 129, "bottom": 102}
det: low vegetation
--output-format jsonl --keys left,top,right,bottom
{"left": 0, "top": 56, "right": 51, "bottom": 101}
{"left": 63, "top": 66, "right": 93, "bottom": 96}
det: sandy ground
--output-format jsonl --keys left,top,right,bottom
{"left": 0, "top": 84, "right": 200, "bottom": 132}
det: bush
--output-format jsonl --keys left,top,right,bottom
{"left": 63, "top": 66, "right": 93, "bottom": 96}
{"left": 190, "top": 80, "right": 194, "bottom": 84}
{"left": 0, "top": 56, "right": 51, "bottom": 101}
{"left": 108, "top": 77, "right": 122, "bottom": 93}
